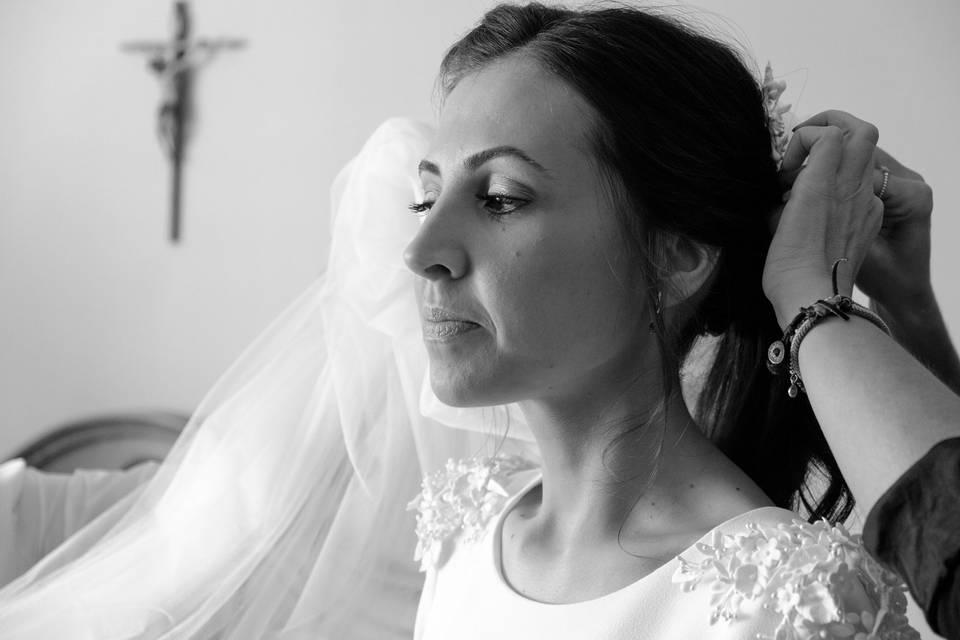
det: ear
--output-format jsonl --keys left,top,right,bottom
{"left": 657, "top": 233, "right": 720, "bottom": 310}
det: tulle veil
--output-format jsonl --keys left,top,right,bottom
{"left": 0, "top": 118, "right": 538, "bottom": 638}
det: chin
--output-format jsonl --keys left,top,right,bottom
{"left": 427, "top": 364, "right": 508, "bottom": 408}
{"left": 428, "top": 373, "right": 482, "bottom": 408}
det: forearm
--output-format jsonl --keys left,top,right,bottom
{"left": 871, "top": 290, "right": 960, "bottom": 396}
{"left": 797, "top": 314, "right": 960, "bottom": 515}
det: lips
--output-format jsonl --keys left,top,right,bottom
{"left": 421, "top": 307, "right": 481, "bottom": 342}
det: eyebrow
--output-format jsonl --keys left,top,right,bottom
{"left": 417, "top": 145, "right": 551, "bottom": 178}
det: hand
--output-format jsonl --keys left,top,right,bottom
{"left": 855, "top": 152, "right": 960, "bottom": 395}
{"left": 856, "top": 148, "right": 934, "bottom": 313}
{"left": 762, "top": 110, "right": 883, "bottom": 330}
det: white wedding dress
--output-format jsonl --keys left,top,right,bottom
{"left": 408, "top": 457, "right": 919, "bottom": 640}
{"left": 0, "top": 119, "right": 920, "bottom": 640}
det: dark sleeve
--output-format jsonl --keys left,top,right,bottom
{"left": 862, "top": 436, "right": 960, "bottom": 640}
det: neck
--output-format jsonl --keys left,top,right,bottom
{"left": 516, "top": 354, "right": 718, "bottom": 544}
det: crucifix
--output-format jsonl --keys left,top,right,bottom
{"left": 121, "top": 2, "right": 246, "bottom": 243}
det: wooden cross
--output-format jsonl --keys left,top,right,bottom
{"left": 121, "top": 2, "right": 245, "bottom": 243}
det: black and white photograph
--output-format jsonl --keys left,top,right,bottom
{"left": 1, "top": 1, "right": 958, "bottom": 638}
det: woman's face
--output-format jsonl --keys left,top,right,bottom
{"left": 404, "top": 55, "right": 651, "bottom": 408}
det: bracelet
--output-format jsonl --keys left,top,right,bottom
{"left": 766, "top": 259, "right": 893, "bottom": 398}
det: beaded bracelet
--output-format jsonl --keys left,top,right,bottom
{"left": 766, "top": 259, "right": 892, "bottom": 398}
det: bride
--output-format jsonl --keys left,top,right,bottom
{"left": 409, "top": 4, "right": 920, "bottom": 639}
{"left": 0, "top": 3, "right": 948, "bottom": 638}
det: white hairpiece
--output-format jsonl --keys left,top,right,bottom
{"left": 762, "top": 63, "right": 794, "bottom": 169}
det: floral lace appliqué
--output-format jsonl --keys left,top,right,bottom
{"left": 672, "top": 518, "right": 919, "bottom": 640}
{"left": 407, "top": 454, "right": 538, "bottom": 572}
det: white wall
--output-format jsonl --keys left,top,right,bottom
{"left": 1, "top": 0, "right": 958, "bottom": 460}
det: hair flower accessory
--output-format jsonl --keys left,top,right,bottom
{"left": 763, "top": 63, "right": 796, "bottom": 169}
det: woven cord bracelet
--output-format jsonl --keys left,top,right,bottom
{"left": 767, "top": 258, "right": 892, "bottom": 398}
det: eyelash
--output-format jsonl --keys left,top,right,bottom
{"left": 407, "top": 201, "right": 433, "bottom": 216}
{"left": 407, "top": 194, "right": 530, "bottom": 219}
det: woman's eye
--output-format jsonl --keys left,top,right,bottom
{"left": 408, "top": 194, "right": 529, "bottom": 218}
{"left": 477, "top": 194, "right": 528, "bottom": 217}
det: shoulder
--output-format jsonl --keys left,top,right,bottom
{"left": 672, "top": 508, "right": 919, "bottom": 640}
{"left": 407, "top": 454, "right": 540, "bottom": 572}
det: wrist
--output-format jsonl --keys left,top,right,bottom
{"left": 769, "top": 279, "right": 836, "bottom": 331}
{"left": 786, "top": 302, "right": 892, "bottom": 398}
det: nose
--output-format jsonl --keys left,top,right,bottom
{"left": 402, "top": 205, "right": 469, "bottom": 281}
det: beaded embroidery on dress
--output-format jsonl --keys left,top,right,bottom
{"left": 672, "top": 518, "right": 919, "bottom": 640}
{"left": 408, "top": 455, "right": 538, "bottom": 572}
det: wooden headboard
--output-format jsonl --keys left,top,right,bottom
{"left": 11, "top": 412, "right": 189, "bottom": 472}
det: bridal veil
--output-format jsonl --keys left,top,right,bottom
{"left": 0, "top": 118, "right": 537, "bottom": 638}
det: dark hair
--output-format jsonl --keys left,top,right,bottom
{"left": 439, "top": 3, "right": 853, "bottom": 523}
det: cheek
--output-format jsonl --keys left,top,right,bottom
{"left": 486, "top": 227, "right": 642, "bottom": 361}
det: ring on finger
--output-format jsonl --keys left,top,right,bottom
{"left": 878, "top": 165, "right": 891, "bottom": 199}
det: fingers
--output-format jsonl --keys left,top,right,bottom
{"left": 780, "top": 124, "right": 843, "bottom": 186}
{"left": 767, "top": 111, "right": 886, "bottom": 310}
{"left": 875, "top": 146, "right": 924, "bottom": 182}
{"left": 874, "top": 166, "right": 895, "bottom": 201}
{"left": 789, "top": 110, "right": 878, "bottom": 188}
{"left": 873, "top": 168, "right": 934, "bottom": 223}
{"left": 793, "top": 110, "right": 879, "bottom": 144}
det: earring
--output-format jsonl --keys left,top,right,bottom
{"left": 648, "top": 289, "right": 662, "bottom": 332}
